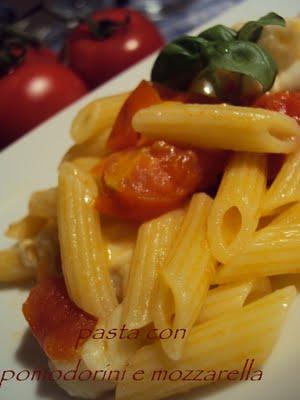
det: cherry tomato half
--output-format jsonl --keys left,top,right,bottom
{"left": 94, "top": 141, "right": 227, "bottom": 221}
{"left": 254, "top": 91, "right": 300, "bottom": 124}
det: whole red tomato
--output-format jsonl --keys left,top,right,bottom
{"left": 65, "top": 8, "right": 164, "bottom": 88}
{"left": 0, "top": 61, "right": 87, "bottom": 149}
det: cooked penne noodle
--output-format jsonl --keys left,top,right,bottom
{"left": 58, "top": 162, "right": 118, "bottom": 317}
{"left": 62, "top": 128, "right": 111, "bottom": 162}
{"left": 197, "top": 277, "right": 271, "bottom": 323}
{"left": 83, "top": 304, "right": 146, "bottom": 377}
{"left": 122, "top": 208, "right": 185, "bottom": 330}
{"left": 72, "top": 157, "right": 102, "bottom": 173}
{"left": 71, "top": 92, "right": 130, "bottom": 144}
{"left": 29, "top": 188, "right": 57, "bottom": 219}
{"left": 116, "top": 286, "right": 296, "bottom": 400}
{"left": 215, "top": 222, "right": 300, "bottom": 284}
{"left": 152, "top": 193, "right": 215, "bottom": 360}
{"left": 268, "top": 201, "right": 300, "bottom": 226}
{"left": 207, "top": 152, "right": 267, "bottom": 264}
{"left": 5, "top": 215, "right": 46, "bottom": 239}
{"left": 132, "top": 102, "right": 300, "bottom": 153}
{"left": 0, "top": 247, "right": 35, "bottom": 282}
{"left": 262, "top": 149, "right": 300, "bottom": 216}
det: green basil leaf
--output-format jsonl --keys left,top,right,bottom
{"left": 151, "top": 36, "right": 209, "bottom": 90}
{"left": 209, "top": 40, "right": 277, "bottom": 91}
{"left": 198, "top": 24, "right": 237, "bottom": 42}
{"left": 238, "top": 12, "right": 286, "bottom": 42}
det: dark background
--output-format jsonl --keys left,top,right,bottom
{"left": 0, "top": 0, "right": 243, "bottom": 50}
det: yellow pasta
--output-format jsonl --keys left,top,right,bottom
{"left": 268, "top": 201, "right": 300, "bottom": 226}
{"left": 116, "top": 286, "right": 296, "bottom": 400}
{"left": 152, "top": 193, "right": 215, "bottom": 360}
{"left": 207, "top": 152, "right": 267, "bottom": 264}
{"left": 29, "top": 188, "right": 57, "bottom": 219}
{"left": 71, "top": 92, "right": 129, "bottom": 144}
{"left": 72, "top": 157, "right": 102, "bottom": 173}
{"left": 58, "top": 162, "right": 118, "bottom": 318}
{"left": 215, "top": 222, "right": 300, "bottom": 284}
{"left": 62, "top": 128, "right": 111, "bottom": 162}
{"left": 122, "top": 208, "right": 185, "bottom": 330}
{"left": 262, "top": 149, "right": 300, "bottom": 216}
{"left": 0, "top": 247, "right": 35, "bottom": 282}
{"left": 5, "top": 215, "right": 46, "bottom": 240}
{"left": 132, "top": 102, "right": 300, "bottom": 153}
{"left": 197, "top": 277, "right": 271, "bottom": 323}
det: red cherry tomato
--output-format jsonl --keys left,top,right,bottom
{"left": 23, "top": 277, "right": 96, "bottom": 361}
{"left": 24, "top": 47, "right": 58, "bottom": 65}
{"left": 254, "top": 91, "right": 300, "bottom": 124}
{"left": 94, "top": 141, "right": 226, "bottom": 221}
{"left": 107, "top": 80, "right": 162, "bottom": 151}
{"left": 0, "top": 62, "right": 87, "bottom": 149}
{"left": 65, "top": 8, "right": 164, "bottom": 88}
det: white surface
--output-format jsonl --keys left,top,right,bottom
{"left": 1, "top": 1, "right": 300, "bottom": 399}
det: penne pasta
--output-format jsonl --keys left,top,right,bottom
{"left": 72, "top": 157, "right": 102, "bottom": 173}
{"left": 122, "top": 208, "right": 185, "bottom": 330}
{"left": 0, "top": 247, "right": 35, "bottom": 282}
{"left": 116, "top": 286, "right": 296, "bottom": 400}
{"left": 262, "top": 149, "right": 300, "bottom": 216}
{"left": 62, "top": 128, "right": 111, "bottom": 162}
{"left": 29, "top": 188, "right": 57, "bottom": 219}
{"left": 5, "top": 215, "right": 46, "bottom": 240}
{"left": 197, "top": 277, "right": 271, "bottom": 323}
{"left": 215, "top": 222, "right": 300, "bottom": 284}
{"left": 58, "top": 162, "right": 118, "bottom": 318}
{"left": 132, "top": 102, "right": 300, "bottom": 153}
{"left": 207, "top": 152, "right": 267, "bottom": 264}
{"left": 152, "top": 193, "right": 215, "bottom": 360}
{"left": 71, "top": 92, "right": 129, "bottom": 144}
{"left": 268, "top": 201, "right": 300, "bottom": 226}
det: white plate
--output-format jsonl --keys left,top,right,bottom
{"left": 1, "top": 1, "right": 300, "bottom": 399}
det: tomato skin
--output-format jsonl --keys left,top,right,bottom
{"left": 24, "top": 48, "right": 58, "bottom": 66}
{"left": 254, "top": 91, "right": 300, "bottom": 124}
{"left": 23, "top": 277, "right": 96, "bottom": 361}
{"left": 0, "top": 63, "right": 87, "bottom": 149}
{"left": 94, "top": 141, "right": 226, "bottom": 221}
{"left": 66, "top": 9, "right": 164, "bottom": 89}
{"left": 107, "top": 80, "right": 161, "bottom": 151}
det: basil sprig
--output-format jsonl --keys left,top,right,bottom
{"left": 151, "top": 12, "right": 285, "bottom": 102}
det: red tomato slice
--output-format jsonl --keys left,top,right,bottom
{"left": 23, "top": 277, "right": 96, "bottom": 361}
{"left": 107, "top": 80, "right": 161, "bottom": 151}
{"left": 94, "top": 141, "right": 227, "bottom": 221}
{"left": 254, "top": 91, "right": 300, "bottom": 124}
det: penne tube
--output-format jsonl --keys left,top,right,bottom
{"left": 152, "top": 193, "right": 215, "bottom": 360}
{"left": 62, "top": 128, "right": 111, "bottom": 162}
{"left": 72, "top": 157, "right": 102, "bottom": 173}
{"left": 262, "top": 149, "right": 300, "bottom": 216}
{"left": 58, "top": 162, "right": 118, "bottom": 318}
{"left": 132, "top": 102, "right": 300, "bottom": 153}
{"left": 122, "top": 208, "right": 184, "bottom": 330}
{"left": 197, "top": 277, "right": 271, "bottom": 323}
{"left": 0, "top": 247, "right": 35, "bottom": 282}
{"left": 268, "top": 201, "right": 300, "bottom": 226}
{"left": 5, "top": 215, "right": 46, "bottom": 240}
{"left": 207, "top": 152, "right": 267, "bottom": 264}
{"left": 215, "top": 222, "right": 300, "bottom": 284}
{"left": 71, "top": 92, "right": 130, "bottom": 144}
{"left": 116, "top": 286, "right": 296, "bottom": 400}
{"left": 83, "top": 304, "right": 142, "bottom": 374}
{"left": 29, "top": 188, "right": 57, "bottom": 219}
